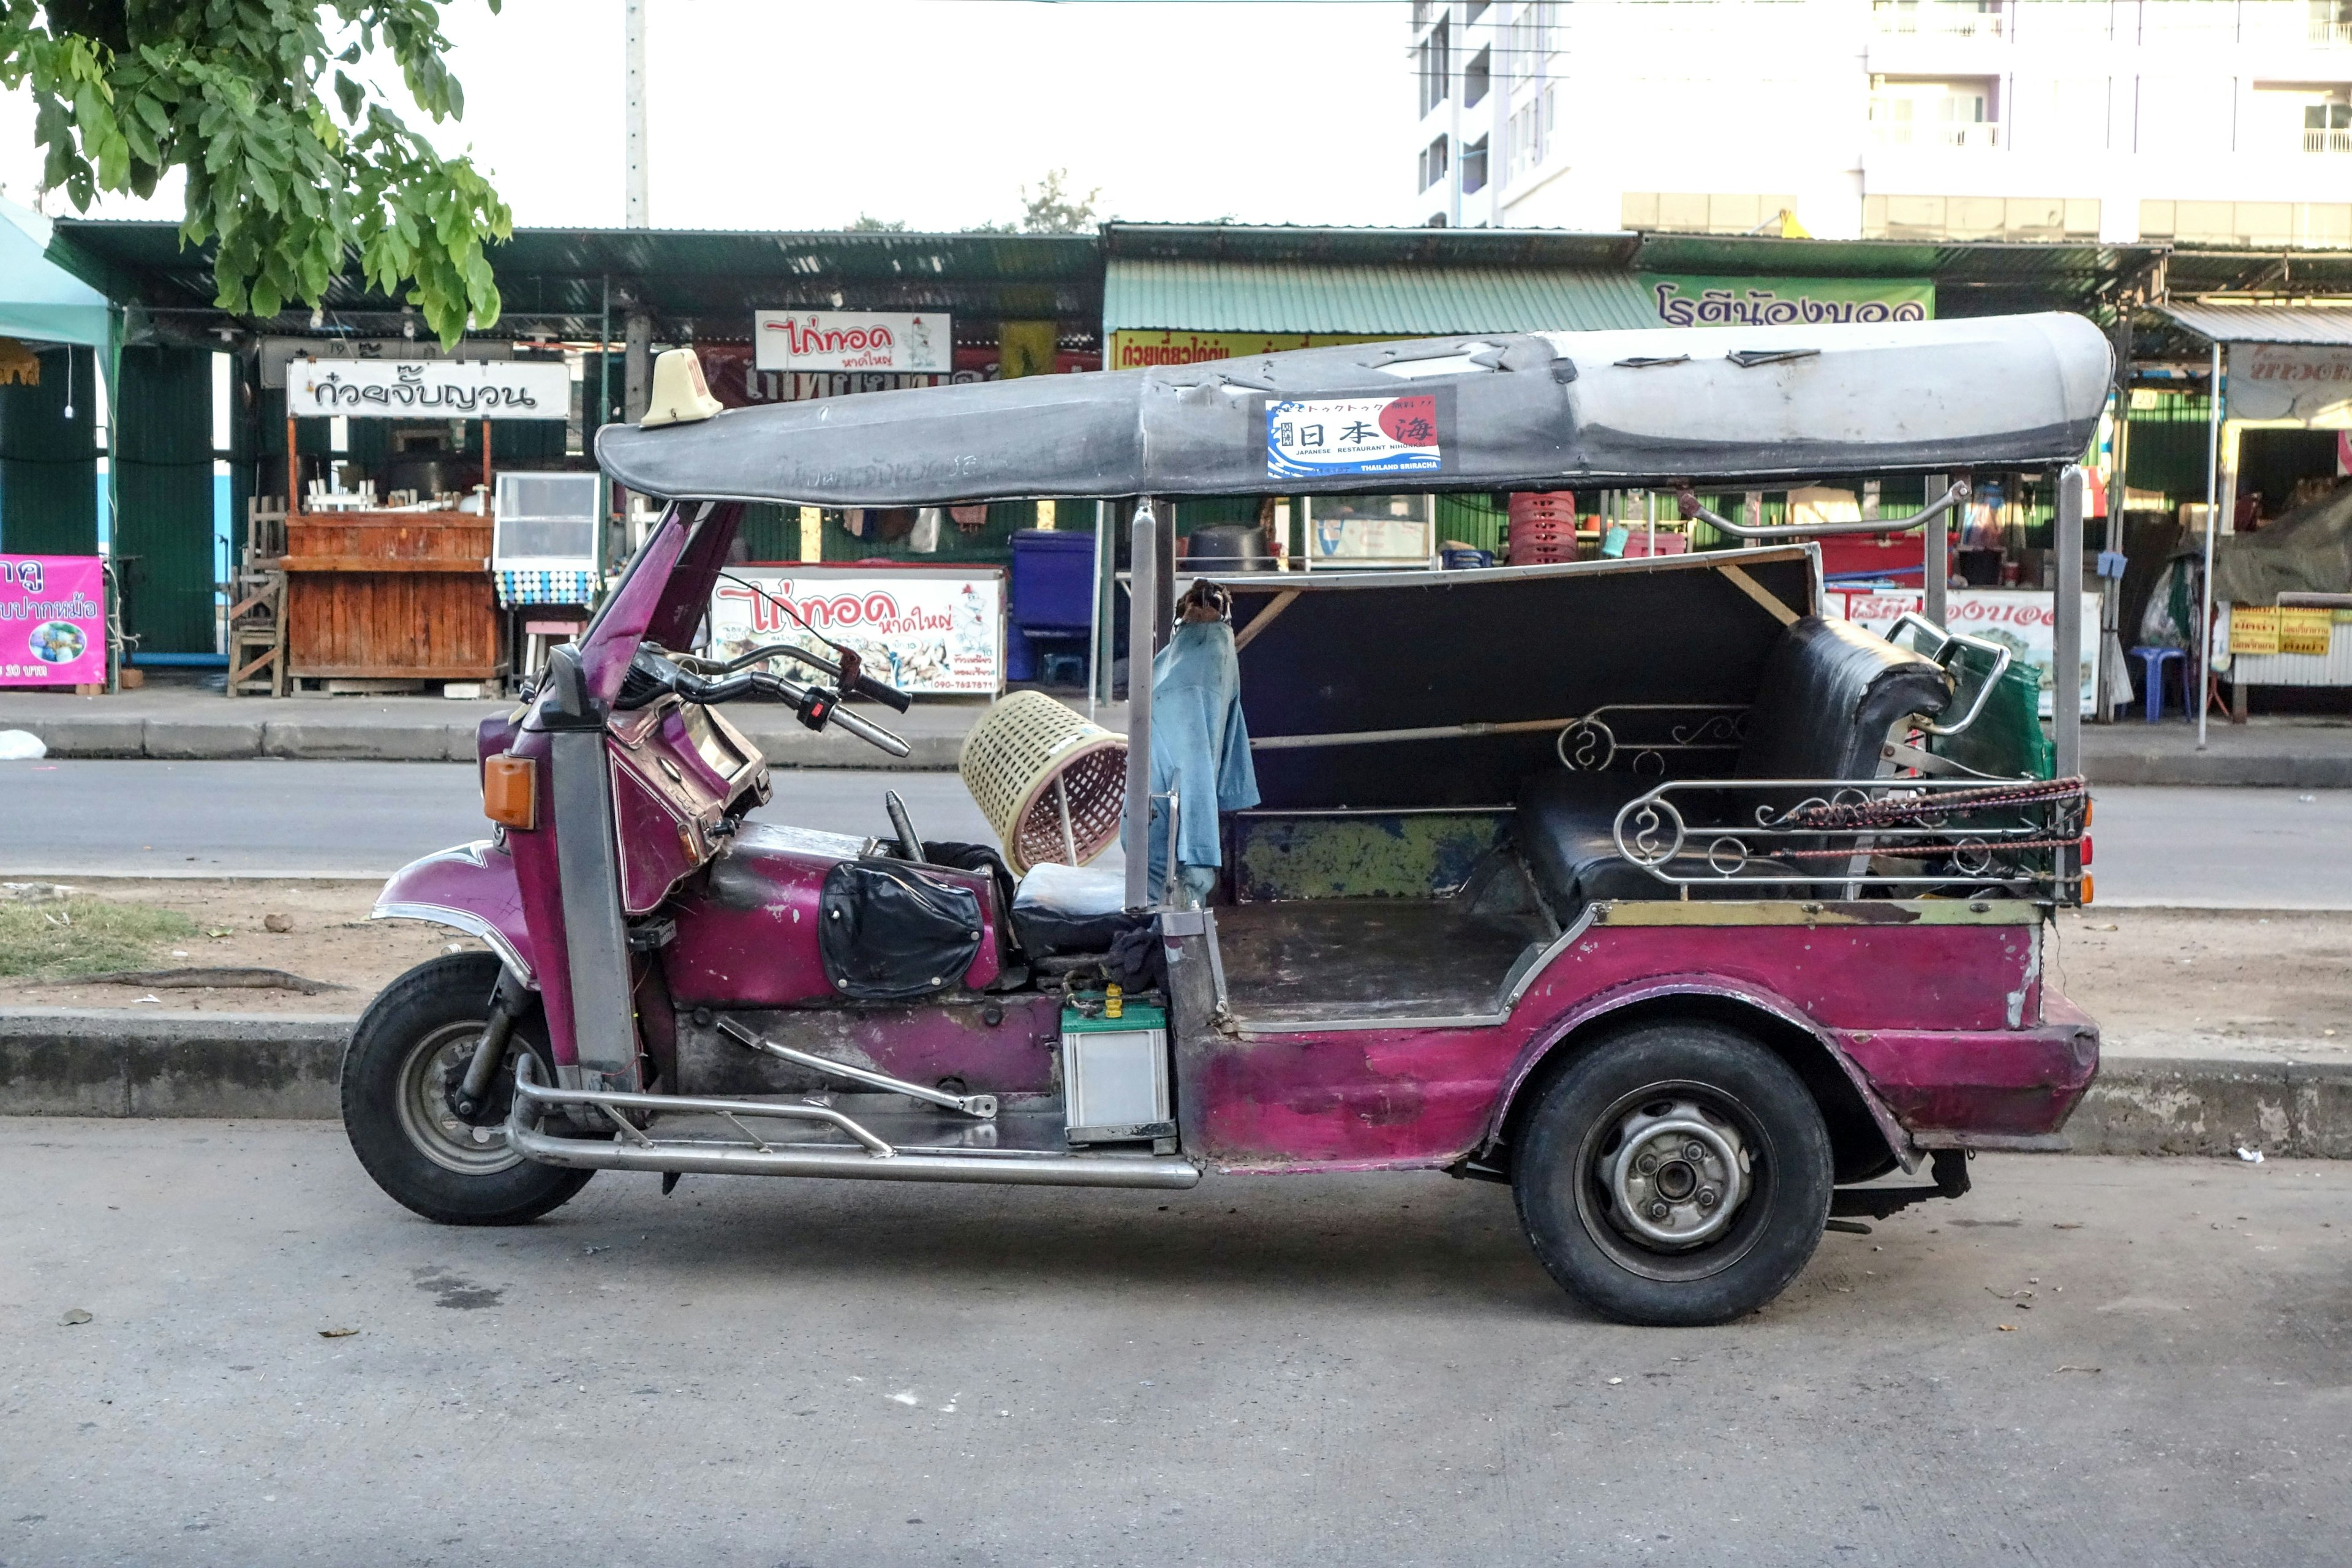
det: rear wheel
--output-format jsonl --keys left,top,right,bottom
{"left": 1513, "top": 1020, "right": 1832, "bottom": 1326}
{"left": 341, "top": 952, "right": 595, "bottom": 1226}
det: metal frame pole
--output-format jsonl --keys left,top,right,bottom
{"left": 2054, "top": 466, "right": 2084, "bottom": 782}
{"left": 1922, "top": 472, "right": 1948, "bottom": 627}
{"left": 2198, "top": 341, "right": 2220, "bottom": 750}
{"left": 1123, "top": 499, "right": 1158, "bottom": 910}
{"left": 1087, "top": 499, "right": 1105, "bottom": 720}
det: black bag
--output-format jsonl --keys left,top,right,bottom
{"left": 818, "top": 860, "right": 984, "bottom": 1001}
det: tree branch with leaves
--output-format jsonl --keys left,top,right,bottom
{"left": 1, "top": 0, "right": 511, "bottom": 344}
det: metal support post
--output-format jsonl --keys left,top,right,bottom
{"left": 2198, "top": 342, "right": 2221, "bottom": 750}
{"left": 2054, "top": 466, "right": 2084, "bottom": 782}
{"left": 624, "top": 311, "right": 652, "bottom": 425}
{"left": 1123, "top": 500, "right": 1158, "bottom": 910}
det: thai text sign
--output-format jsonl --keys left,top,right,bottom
{"left": 1647, "top": 276, "right": 1934, "bottom": 329}
{"left": 710, "top": 567, "right": 1003, "bottom": 696}
{"left": 754, "top": 311, "right": 952, "bottom": 374}
{"left": 0, "top": 554, "right": 104, "bottom": 685}
{"left": 2225, "top": 343, "right": 2352, "bottom": 426}
{"left": 1108, "top": 330, "right": 1391, "bottom": 371}
{"left": 1267, "top": 394, "right": 1443, "bottom": 480}
{"left": 1835, "top": 587, "right": 2100, "bottom": 718}
{"left": 287, "top": 358, "right": 570, "bottom": 420}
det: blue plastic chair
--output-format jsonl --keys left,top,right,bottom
{"left": 2128, "top": 646, "right": 2188, "bottom": 722}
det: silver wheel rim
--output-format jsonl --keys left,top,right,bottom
{"left": 1598, "top": 1096, "right": 1752, "bottom": 1251}
{"left": 393, "top": 1021, "right": 526, "bottom": 1176}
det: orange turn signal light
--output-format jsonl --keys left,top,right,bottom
{"left": 2079, "top": 873, "right": 2095, "bottom": 906}
{"left": 483, "top": 753, "right": 538, "bottom": 831}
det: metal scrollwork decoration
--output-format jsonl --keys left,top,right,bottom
{"left": 1556, "top": 717, "right": 1617, "bottom": 772}
{"left": 1613, "top": 797, "right": 1687, "bottom": 869}
{"left": 1705, "top": 836, "right": 1752, "bottom": 877}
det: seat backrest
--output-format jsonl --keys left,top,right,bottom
{"left": 1733, "top": 615, "right": 1952, "bottom": 783}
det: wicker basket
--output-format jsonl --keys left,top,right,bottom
{"left": 958, "top": 691, "right": 1129, "bottom": 875}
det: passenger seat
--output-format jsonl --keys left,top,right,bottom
{"left": 1515, "top": 616, "right": 1953, "bottom": 923}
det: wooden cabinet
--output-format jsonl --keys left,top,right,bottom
{"left": 282, "top": 510, "right": 500, "bottom": 680}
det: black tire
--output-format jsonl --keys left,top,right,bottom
{"left": 1513, "top": 1020, "right": 1833, "bottom": 1327}
{"left": 341, "top": 951, "right": 595, "bottom": 1226}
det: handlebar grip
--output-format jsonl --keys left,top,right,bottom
{"left": 827, "top": 706, "right": 913, "bottom": 760}
{"left": 850, "top": 673, "right": 914, "bottom": 714}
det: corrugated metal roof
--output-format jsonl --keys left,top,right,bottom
{"left": 1103, "top": 258, "right": 1660, "bottom": 335}
{"left": 54, "top": 222, "right": 1103, "bottom": 339}
{"left": 1102, "top": 222, "right": 1640, "bottom": 271}
{"left": 2154, "top": 303, "right": 2352, "bottom": 345}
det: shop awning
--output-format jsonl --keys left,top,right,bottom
{"left": 0, "top": 197, "right": 112, "bottom": 350}
{"left": 2153, "top": 303, "right": 2352, "bottom": 346}
{"left": 1103, "top": 255, "right": 1660, "bottom": 336}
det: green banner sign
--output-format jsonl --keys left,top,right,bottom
{"left": 1645, "top": 276, "right": 1934, "bottom": 329}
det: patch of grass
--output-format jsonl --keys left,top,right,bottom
{"left": 0, "top": 899, "right": 200, "bottom": 981}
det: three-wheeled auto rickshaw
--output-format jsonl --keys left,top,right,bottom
{"left": 342, "top": 311, "right": 2107, "bottom": 1325}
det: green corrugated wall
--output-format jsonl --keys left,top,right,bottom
{"left": 0, "top": 345, "right": 98, "bottom": 554}
{"left": 114, "top": 345, "right": 216, "bottom": 654}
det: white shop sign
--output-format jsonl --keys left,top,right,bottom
{"left": 2225, "top": 343, "right": 2352, "bottom": 426}
{"left": 753, "top": 311, "right": 952, "bottom": 374}
{"left": 285, "top": 357, "right": 571, "bottom": 420}
{"left": 709, "top": 567, "right": 1003, "bottom": 696}
{"left": 1836, "top": 588, "right": 2101, "bottom": 719}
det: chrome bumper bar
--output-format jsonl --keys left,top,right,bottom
{"left": 507, "top": 1058, "right": 1199, "bottom": 1191}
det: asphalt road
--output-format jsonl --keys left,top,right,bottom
{"left": 0, "top": 760, "right": 1007, "bottom": 879}
{"left": 1, "top": 1123, "right": 2345, "bottom": 1567}
{"left": 0, "top": 761, "right": 2334, "bottom": 906}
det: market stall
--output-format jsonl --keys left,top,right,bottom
{"left": 279, "top": 355, "right": 570, "bottom": 687}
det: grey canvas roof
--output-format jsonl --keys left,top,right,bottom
{"left": 596, "top": 311, "right": 2113, "bottom": 507}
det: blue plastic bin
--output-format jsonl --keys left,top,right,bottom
{"left": 1009, "top": 529, "right": 1096, "bottom": 633}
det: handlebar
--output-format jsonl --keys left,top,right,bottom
{"left": 680, "top": 641, "right": 913, "bottom": 713}
{"left": 615, "top": 647, "right": 912, "bottom": 759}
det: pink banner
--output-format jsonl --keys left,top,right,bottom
{"left": 0, "top": 554, "right": 105, "bottom": 686}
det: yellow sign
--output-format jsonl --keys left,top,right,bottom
{"left": 2230, "top": 606, "right": 2280, "bottom": 655}
{"left": 1108, "top": 330, "right": 1395, "bottom": 372}
{"left": 2281, "top": 607, "right": 2334, "bottom": 656}
{"left": 998, "top": 320, "right": 1059, "bottom": 380}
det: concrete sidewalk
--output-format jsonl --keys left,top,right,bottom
{"left": 0, "top": 677, "right": 1120, "bottom": 771}
{"left": 4, "top": 674, "right": 2344, "bottom": 782}
{"left": 3, "top": 1008, "right": 2343, "bottom": 1158}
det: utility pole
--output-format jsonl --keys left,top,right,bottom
{"left": 624, "top": 0, "right": 649, "bottom": 228}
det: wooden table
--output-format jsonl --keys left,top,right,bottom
{"left": 281, "top": 509, "right": 501, "bottom": 682}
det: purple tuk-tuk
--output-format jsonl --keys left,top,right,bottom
{"left": 344, "top": 312, "right": 2108, "bottom": 1325}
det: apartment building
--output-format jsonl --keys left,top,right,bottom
{"left": 1408, "top": 0, "right": 2352, "bottom": 247}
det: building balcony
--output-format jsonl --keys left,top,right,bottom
{"left": 1871, "top": 121, "right": 2001, "bottom": 149}
{"left": 1874, "top": 1, "right": 2005, "bottom": 39}
{"left": 2307, "top": 126, "right": 2352, "bottom": 151}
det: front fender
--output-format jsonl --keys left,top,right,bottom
{"left": 373, "top": 840, "right": 540, "bottom": 987}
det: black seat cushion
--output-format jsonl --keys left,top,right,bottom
{"left": 1732, "top": 615, "right": 1952, "bottom": 783}
{"left": 1515, "top": 615, "right": 1951, "bottom": 921}
{"left": 1514, "top": 771, "right": 1665, "bottom": 921}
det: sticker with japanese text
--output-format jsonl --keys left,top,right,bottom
{"left": 1265, "top": 395, "right": 1441, "bottom": 480}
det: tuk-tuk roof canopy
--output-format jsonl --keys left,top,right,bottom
{"left": 596, "top": 311, "right": 2113, "bottom": 508}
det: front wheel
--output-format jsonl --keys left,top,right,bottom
{"left": 341, "top": 952, "right": 595, "bottom": 1226}
{"left": 1513, "top": 1020, "right": 1833, "bottom": 1326}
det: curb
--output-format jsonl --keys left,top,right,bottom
{"left": 2, "top": 1012, "right": 2348, "bottom": 1156}
{"left": 1, "top": 1009, "right": 351, "bottom": 1119}
{"left": 2084, "top": 752, "right": 2352, "bottom": 790}
{"left": 19, "top": 715, "right": 967, "bottom": 770}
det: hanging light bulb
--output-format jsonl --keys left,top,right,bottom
{"left": 62, "top": 349, "right": 73, "bottom": 420}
